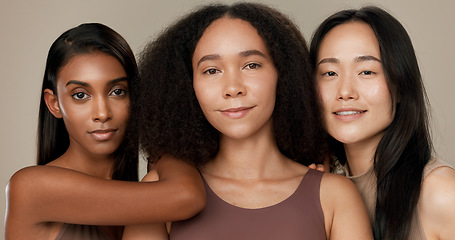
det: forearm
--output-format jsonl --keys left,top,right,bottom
{"left": 6, "top": 161, "right": 205, "bottom": 226}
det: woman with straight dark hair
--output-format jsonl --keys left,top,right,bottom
{"left": 123, "top": 3, "right": 372, "bottom": 239}
{"left": 37, "top": 22, "right": 139, "bottom": 181}
{"left": 310, "top": 6, "right": 455, "bottom": 240}
{"left": 5, "top": 23, "right": 205, "bottom": 240}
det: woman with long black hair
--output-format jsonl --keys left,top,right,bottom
{"left": 310, "top": 6, "right": 455, "bottom": 240}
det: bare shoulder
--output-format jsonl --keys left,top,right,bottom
{"left": 6, "top": 165, "right": 71, "bottom": 211}
{"left": 320, "top": 172, "right": 359, "bottom": 197}
{"left": 5, "top": 166, "right": 56, "bottom": 238}
{"left": 420, "top": 166, "right": 455, "bottom": 239}
{"left": 7, "top": 165, "right": 80, "bottom": 192}
{"left": 7, "top": 166, "right": 49, "bottom": 198}
{"left": 421, "top": 166, "right": 455, "bottom": 208}
{"left": 318, "top": 172, "right": 372, "bottom": 239}
{"left": 142, "top": 169, "right": 160, "bottom": 182}
{"left": 319, "top": 172, "right": 365, "bottom": 217}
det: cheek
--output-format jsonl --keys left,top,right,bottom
{"left": 58, "top": 99, "right": 86, "bottom": 123}
{"left": 366, "top": 83, "right": 393, "bottom": 112}
{"left": 317, "top": 84, "right": 332, "bottom": 111}
{"left": 115, "top": 102, "right": 131, "bottom": 122}
{"left": 193, "top": 87, "right": 213, "bottom": 116}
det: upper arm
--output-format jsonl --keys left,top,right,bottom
{"left": 320, "top": 173, "right": 373, "bottom": 240}
{"left": 419, "top": 167, "right": 455, "bottom": 240}
{"left": 5, "top": 167, "right": 40, "bottom": 238}
{"left": 122, "top": 223, "right": 168, "bottom": 240}
{"left": 5, "top": 156, "right": 205, "bottom": 227}
{"left": 122, "top": 167, "right": 169, "bottom": 240}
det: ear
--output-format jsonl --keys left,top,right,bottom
{"left": 43, "top": 89, "right": 63, "bottom": 118}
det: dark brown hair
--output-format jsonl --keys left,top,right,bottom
{"left": 134, "top": 2, "right": 327, "bottom": 166}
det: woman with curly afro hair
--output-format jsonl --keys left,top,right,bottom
{"left": 123, "top": 2, "right": 372, "bottom": 239}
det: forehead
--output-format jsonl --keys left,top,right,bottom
{"left": 193, "top": 17, "right": 270, "bottom": 57}
{"left": 57, "top": 53, "right": 126, "bottom": 84}
{"left": 318, "top": 21, "right": 380, "bottom": 60}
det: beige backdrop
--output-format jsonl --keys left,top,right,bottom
{"left": 1, "top": 0, "right": 454, "bottom": 236}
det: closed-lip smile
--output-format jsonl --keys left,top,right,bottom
{"left": 220, "top": 106, "right": 255, "bottom": 119}
{"left": 88, "top": 128, "right": 117, "bottom": 141}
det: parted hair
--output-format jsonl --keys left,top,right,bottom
{"left": 37, "top": 23, "right": 138, "bottom": 181}
{"left": 310, "top": 6, "right": 432, "bottom": 240}
{"left": 134, "top": 2, "right": 327, "bottom": 166}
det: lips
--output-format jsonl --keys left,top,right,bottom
{"left": 332, "top": 109, "right": 366, "bottom": 122}
{"left": 88, "top": 129, "right": 117, "bottom": 141}
{"left": 220, "top": 106, "right": 254, "bottom": 119}
{"left": 334, "top": 110, "right": 366, "bottom": 116}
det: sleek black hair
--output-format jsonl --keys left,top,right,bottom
{"left": 37, "top": 23, "right": 138, "bottom": 181}
{"left": 134, "top": 2, "right": 327, "bottom": 166}
{"left": 310, "top": 6, "right": 432, "bottom": 240}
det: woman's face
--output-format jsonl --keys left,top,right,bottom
{"left": 316, "top": 21, "right": 394, "bottom": 149}
{"left": 49, "top": 52, "right": 130, "bottom": 157}
{"left": 192, "top": 17, "right": 278, "bottom": 140}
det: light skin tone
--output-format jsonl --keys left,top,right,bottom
{"left": 316, "top": 21, "right": 455, "bottom": 240}
{"left": 5, "top": 52, "right": 205, "bottom": 240}
{"left": 316, "top": 21, "right": 394, "bottom": 176}
{"left": 123, "top": 17, "right": 372, "bottom": 240}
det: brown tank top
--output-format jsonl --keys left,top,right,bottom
{"left": 55, "top": 224, "right": 118, "bottom": 240}
{"left": 170, "top": 169, "right": 326, "bottom": 240}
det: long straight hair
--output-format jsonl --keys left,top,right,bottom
{"left": 37, "top": 23, "right": 138, "bottom": 181}
{"left": 310, "top": 6, "right": 432, "bottom": 240}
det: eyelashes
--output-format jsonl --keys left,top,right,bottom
{"left": 202, "top": 62, "right": 263, "bottom": 75}
{"left": 70, "top": 87, "right": 128, "bottom": 101}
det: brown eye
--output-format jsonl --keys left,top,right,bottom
{"left": 72, "top": 92, "right": 88, "bottom": 100}
{"left": 323, "top": 71, "right": 337, "bottom": 77}
{"left": 203, "top": 68, "right": 220, "bottom": 75}
{"left": 244, "top": 63, "right": 261, "bottom": 70}
{"left": 111, "top": 89, "right": 126, "bottom": 96}
{"left": 360, "top": 70, "right": 374, "bottom": 75}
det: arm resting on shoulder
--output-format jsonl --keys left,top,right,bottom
{"left": 5, "top": 155, "right": 205, "bottom": 232}
{"left": 122, "top": 169, "right": 170, "bottom": 240}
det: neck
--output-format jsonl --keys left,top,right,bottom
{"left": 54, "top": 146, "right": 116, "bottom": 179}
{"left": 204, "top": 124, "right": 287, "bottom": 180}
{"left": 343, "top": 135, "right": 385, "bottom": 176}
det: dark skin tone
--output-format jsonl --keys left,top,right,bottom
{"left": 5, "top": 53, "right": 205, "bottom": 240}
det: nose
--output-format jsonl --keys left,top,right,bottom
{"left": 337, "top": 76, "right": 358, "bottom": 101}
{"left": 223, "top": 70, "right": 247, "bottom": 98}
{"left": 92, "top": 96, "right": 112, "bottom": 122}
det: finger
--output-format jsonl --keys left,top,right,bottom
{"left": 316, "top": 164, "right": 326, "bottom": 173}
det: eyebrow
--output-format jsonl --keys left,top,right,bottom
{"left": 239, "top": 49, "right": 267, "bottom": 58}
{"left": 196, "top": 49, "right": 268, "bottom": 67}
{"left": 65, "top": 77, "right": 128, "bottom": 87}
{"left": 355, "top": 55, "right": 381, "bottom": 63}
{"left": 317, "top": 55, "right": 381, "bottom": 66}
{"left": 196, "top": 54, "right": 220, "bottom": 67}
{"left": 317, "top": 58, "right": 339, "bottom": 66}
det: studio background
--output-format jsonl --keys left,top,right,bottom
{"left": 1, "top": 0, "right": 453, "bottom": 235}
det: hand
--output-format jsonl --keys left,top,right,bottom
{"left": 308, "top": 163, "right": 326, "bottom": 172}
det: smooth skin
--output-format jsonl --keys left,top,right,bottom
{"left": 123, "top": 17, "right": 372, "bottom": 240}
{"left": 5, "top": 53, "right": 205, "bottom": 240}
{"left": 316, "top": 21, "right": 455, "bottom": 240}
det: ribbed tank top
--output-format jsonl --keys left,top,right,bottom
{"left": 346, "top": 158, "right": 453, "bottom": 240}
{"left": 170, "top": 169, "right": 326, "bottom": 240}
